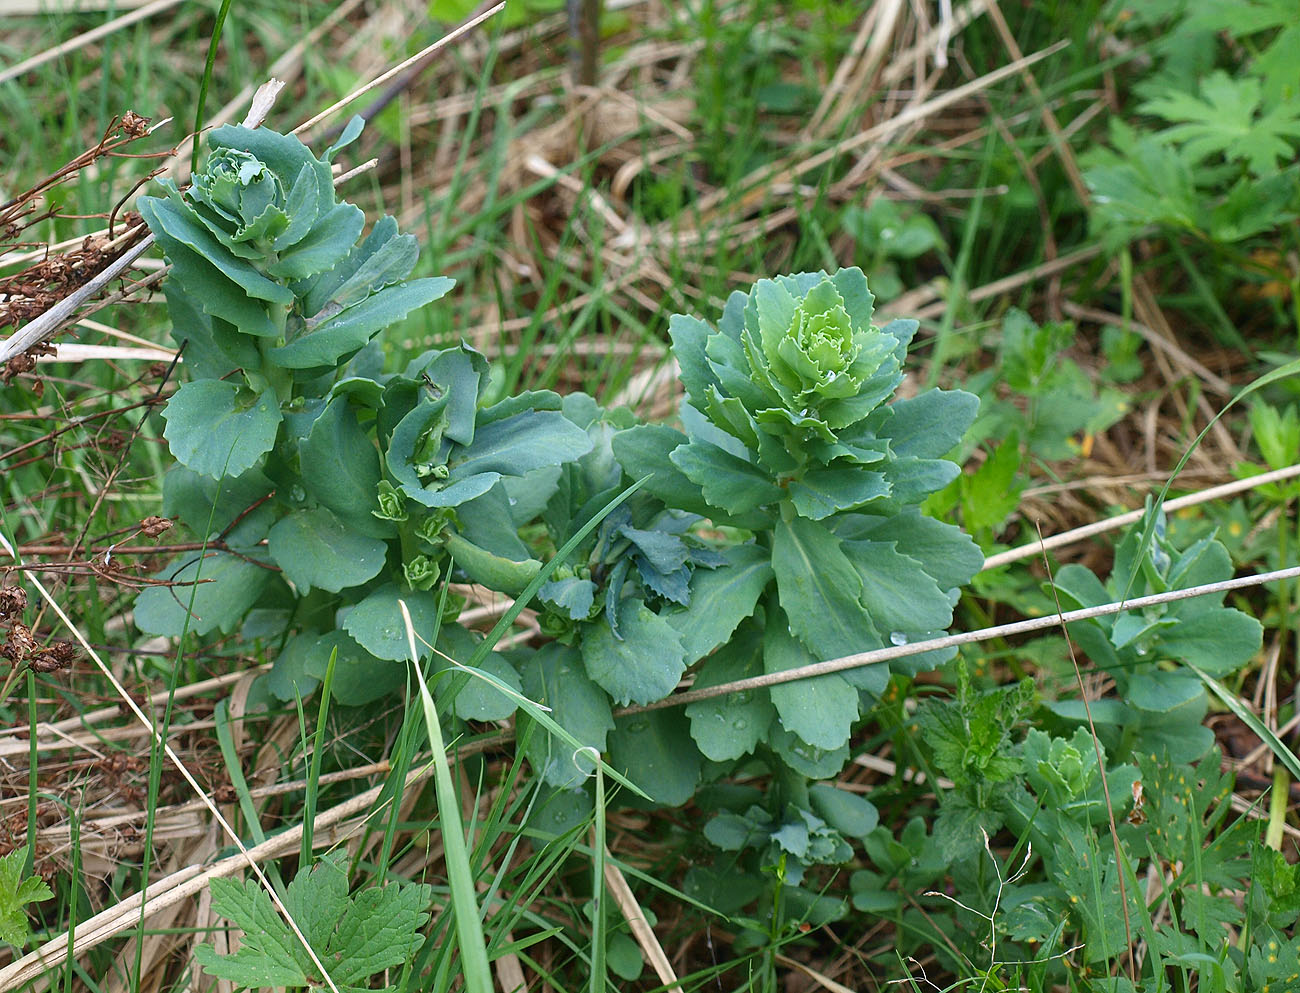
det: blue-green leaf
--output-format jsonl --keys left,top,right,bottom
{"left": 788, "top": 467, "right": 889, "bottom": 520}
{"left": 772, "top": 516, "right": 877, "bottom": 671}
{"left": 267, "top": 507, "right": 387, "bottom": 594}
{"left": 765, "top": 622, "right": 858, "bottom": 751}
{"left": 664, "top": 543, "right": 772, "bottom": 663}
{"left": 342, "top": 584, "right": 439, "bottom": 661}
{"left": 134, "top": 551, "right": 272, "bottom": 637}
{"left": 843, "top": 540, "right": 955, "bottom": 633}
{"left": 299, "top": 394, "right": 389, "bottom": 537}
{"left": 608, "top": 709, "right": 701, "bottom": 806}
{"left": 583, "top": 601, "right": 687, "bottom": 706}
{"left": 685, "top": 628, "right": 774, "bottom": 761}
{"left": 449, "top": 409, "right": 593, "bottom": 479}
{"left": 519, "top": 643, "right": 615, "bottom": 789}
{"left": 271, "top": 277, "right": 453, "bottom": 368}
{"left": 162, "top": 380, "right": 282, "bottom": 479}
{"left": 880, "top": 389, "right": 979, "bottom": 459}
{"left": 671, "top": 440, "right": 783, "bottom": 515}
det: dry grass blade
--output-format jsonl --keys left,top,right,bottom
{"left": 293, "top": 2, "right": 506, "bottom": 138}
{"left": 0, "top": 0, "right": 183, "bottom": 86}
{"left": 0, "top": 534, "right": 344, "bottom": 993}
{"left": 621, "top": 564, "right": 1300, "bottom": 713}
{"left": 603, "top": 859, "right": 684, "bottom": 993}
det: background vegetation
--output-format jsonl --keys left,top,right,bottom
{"left": 1, "top": 0, "right": 1298, "bottom": 990}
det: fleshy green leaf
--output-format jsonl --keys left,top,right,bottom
{"left": 772, "top": 516, "right": 878, "bottom": 676}
{"left": 272, "top": 277, "right": 453, "bottom": 368}
{"left": 787, "top": 467, "right": 888, "bottom": 520}
{"left": 134, "top": 551, "right": 272, "bottom": 637}
{"left": 519, "top": 643, "right": 615, "bottom": 789}
{"left": 267, "top": 507, "right": 388, "bottom": 594}
{"left": 670, "top": 440, "right": 784, "bottom": 515}
{"left": 583, "top": 601, "right": 687, "bottom": 706}
{"left": 809, "top": 784, "right": 878, "bottom": 839}
{"left": 449, "top": 409, "right": 593, "bottom": 480}
{"left": 879, "top": 389, "right": 979, "bottom": 459}
{"left": 608, "top": 709, "right": 701, "bottom": 806}
{"left": 685, "top": 624, "right": 773, "bottom": 761}
{"left": 162, "top": 380, "right": 282, "bottom": 479}
{"left": 765, "top": 621, "right": 858, "bottom": 751}
{"left": 299, "top": 394, "right": 389, "bottom": 536}
{"left": 843, "top": 539, "right": 955, "bottom": 633}
{"left": 342, "top": 584, "right": 440, "bottom": 661}
{"left": 663, "top": 543, "right": 772, "bottom": 663}
{"left": 1158, "top": 608, "right": 1263, "bottom": 675}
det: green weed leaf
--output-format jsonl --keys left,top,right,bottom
{"left": 0, "top": 848, "right": 53, "bottom": 949}
{"left": 194, "top": 855, "right": 431, "bottom": 990}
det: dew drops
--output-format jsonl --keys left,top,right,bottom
{"left": 733, "top": 719, "right": 748, "bottom": 731}
{"left": 627, "top": 720, "right": 649, "bottom": 734}
{"left": 290, "top": 484, "right": 306, "bottom": 503}
{"left": 890, "top": 631, "right": 908, "bottom": 646}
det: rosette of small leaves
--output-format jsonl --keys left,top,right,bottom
{"left": 481, "top": 395, "right": 771, "bottom": 797}
{"left": 1049, "top": 501, "right": 1263, "bottom": 763}
{"left": 613, "top": 268, "right": 983, "bottom": 784}
{"left": 138, "top": 118, "right": 453, "bottom": 478}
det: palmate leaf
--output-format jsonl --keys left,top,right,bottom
{"left": 194, "top": 855, "right": 431, "bottom": 991}
{"left": 0, "top": 847, "right": 53, "bottom": 949}
{"left": 1140, "top": 71, "right": 1300, "bottom": 177}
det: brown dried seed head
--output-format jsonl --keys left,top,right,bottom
{"left": 0, "top": 585, "right": 27, "bottom": 620}
{"left": 119, "top": 111, "right": 150, "bottom": 137}
{"left": 140, "top": 516, "right": 173, "bottom": 538}
{"left": 29, "top": 642, "right": 76, "bottom": 673}
{"left": 2, "top": 621, "right": 37, "bottom": 663}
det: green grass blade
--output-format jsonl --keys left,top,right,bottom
{"left": 1189, "top": 663, "right": 1300, "bottom": 781}
{"left": 400, "top": 600, "right": 494, "bottom": 993}
{"left": 192, "top": 0, "right": 235, "bottom": 174}
{"left": 301, "top": 646, "right": 338, "bottom": 867}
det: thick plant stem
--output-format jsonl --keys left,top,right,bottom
{"left": 567, "top": 0, "right": 601, "bottom": 87}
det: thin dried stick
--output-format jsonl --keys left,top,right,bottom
{"left": 619, "top": 564, "right": 1300, "bottom": 713}
{"left": 603, "top": 859, "right": 684, "bottom": 993}
{"left": 293, "top": 3, "right": 506, "bottom": 137}
{"left": 0, "top": 0, "right": 184, "bottom": 86}
{"left": 985, "top": 462, "right": 1300, "bottom": 569}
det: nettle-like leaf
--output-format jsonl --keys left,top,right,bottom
{"left": 193, "top": 854, "right": 431, "bottom": 990}
{"left": 1139, "top": 70, "right": 1300, "bottom": 177}
{"left": 0, "top": 847, "right": 54, "bottom": 949}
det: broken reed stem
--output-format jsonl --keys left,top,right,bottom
{"left": 985, "top": 462, "right": 1300, "bottom": 569}
{"left": 619, "top": 564, "right": 1300, "bottom": 715}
